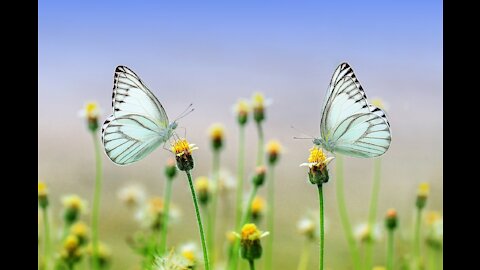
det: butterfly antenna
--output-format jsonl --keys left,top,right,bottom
{"left": 291, "top": 125, "right": 315, "bottom": 140}
{"left": 174, "top": 103, "right": 194, "bottom": 122}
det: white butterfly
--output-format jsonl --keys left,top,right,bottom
{"left": 101, "top": 66, "right": 184, "bottom": 165}
{"left": 312, "top": 62, "right": 391, "bottom": 158}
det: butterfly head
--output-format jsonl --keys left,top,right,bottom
{"left": 169, "top": 121, "right": 178, "bottom": 130}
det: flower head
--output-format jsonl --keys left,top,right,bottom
{"left": 117, "top": 184, "right": 146, "bottom": 208}
{"left": 38, "top": 181, "right": 49, "bottom": 208}
{"left": 354, "top": 222, "right": 382, "bottom": 243}
{"left": 237, "top": 223, "right": 269, "bottom": 261}
{"left": 78, "top": 101, "right": 102, "bottom": 132}
{"left": 208, "top": 123, "right": 225, "bottom": 151}
{"left": 297, "top": 217, "right": 316, "bottom": 240}
{"left": 62, "top": 194, "right": 88, "bottom": 225}
{"left": 251, "top": 92, "right": 271, "bottom": 123}
{"left": 180, "top": 242, "right": 199, "bottom": 266}
{"left": 87, "top": 242, "right": 112, "bottom": 268}
{"left": 300, "top": 146, "right": 334, "bottom": 185}
{"left": 60, "top": 234, "right": 83, "bottom": 265}
{"left": 426, "top": 214, "right": 443, "bottom": 250}
{"left": 425, "top": 211, "right": 442, "bottom": 226}
{"left": 226, "top": 231, "right": 237, "bottom": 245}
{"left": 154, "top": 251, "right": 193, "bottom": 270}
{"left": 195, "top": 176, "right": 211, "bottom": 205}
{"left": 416, "top": 182, "right": 429, "bottom": 209}
{"left": 385, "top": 208, "right": 398, "bottom": 230}
{"left": 252, "top": 166, "right": 267, "bottom": 187}
{"left": 266, "top": 139, "right": 283, "bottom": 165}
{"left": 250, "top": 196, "right": 266, "bottom": 221}
{"left": 70, "top": 221, "right": 89, "bottom": 246}
{"left": 370, "top": 98, "right": 388, "bottom": 111}
{"left": 233, "top": 98, "right": 250, "bottom": 125}
{"left": 165, "top": 157, "right": 178, "bottom": 179}
{"left": 171, "top": 138, "right": 198, "bottom": 171}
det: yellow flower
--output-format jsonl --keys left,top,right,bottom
{"left": 370, "top": 98, "right": 388, "bottom": 111}
{"left": 79, "top": 101, "right": 101, "bottom": 120}
{"left": 71, "top": 221, "right": 89, "bottom": 239}
{"left": 251, "top": 92, "right": 271, "bottom": 123}
{"left": 62, "top": 195, "right": 87, "bottom": 212}
{"left": 250, "top": 196, "right": 265, "bottom": 216}
{"left": 209, "top": 123, "right": 225, "bottom": 141}
{"left": 154, "top": 251, "right": 193, "bottom": 270}
{"left": 425, "top": 211, "right": 442, "bottom": 225}
{"left": 240, "top": 223, "right": 269, "bottom": 241}
{"left": 171, "top": 138, "right": 198, "bottom": 171}
{"left": 195, "top": 177, "right": 210, "bottom": 193}
{"left": 148, "top": 197, "right": 165, "bottom": 215}
{"left": 64, "top": 235, "right": 79, "bottom": 252}
{"left": 117, "top": 184, "right": 146, "bottom": 208}
{"left": 38, "top": 181, "right": 48, "bottom": 197}
{"left": 234, "top": 99, "right": 250, "bottom": 115}
{"left": 87, "top": 242, "right": 112, "bottom": 263}
{"left": 418, "top": 182, "right": 430, "bottom": 198}
{"left": 252, "top": 92, "right": 265, "bottom": 109}
{"left": 180, "top": 242, "right": 198, "bottom": 264}
{"left": 266, "top": 139, "right": 283, "bottom": 165}
{"left": 300, "top": 146, "right": 334, "bottom": 185}
{"left": 226, "top": 231, "right": 237, "bottom": 245}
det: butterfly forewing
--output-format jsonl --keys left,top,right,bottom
{"left": 319, "top": 62, "right": 391, "bottom": 158}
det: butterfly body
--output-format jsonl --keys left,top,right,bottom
{"left": 313, "top": 62, "right": 392, "bottom": 158}
{"left": 102, "top": 66, "right": 180, "bottom": 165}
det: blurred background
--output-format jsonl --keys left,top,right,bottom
{"left": 38, "top": 1, "right": 442, "bottom": 269}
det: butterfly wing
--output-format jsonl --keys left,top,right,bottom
{"left": 102, "top": 66, "right": 171, "bottom": 165}
{"left": 320, "top": 63, "right": 391, "bottom": 158}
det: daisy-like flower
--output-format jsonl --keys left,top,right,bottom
{"left": 233, "top": 98, "right": 250, "bottom": 126}
{"left": 265, "top": 139, "right": 283, "bottom": 166}
{"left": 300, "top": 146, "right": 334, "bottom": 185}
{"left": 78, "top": 101, "right": 102, "bottom": 132}
{"left": 236, "top": 223, "right": 269, "bottom": 261}
{"left": 385, "top": 208, "right": 398, "bottom": 231}
{"left": 117, "top": 184, "right": 147, "bottom": 208}
{"left": 60, "top": 234, "right": 83, "bottom": 266}
{"left": 297, "top": 216, "right": 316, "bottom": 240}
{"left": 209, "top": 123, "right": 225, "bottom": 151}
{"left": 171, "top": 138, "right": 198, "bottom": 171}
{"left": 251, "top": 92, "right": 272, "bottom": 123}
{"left": 416, "top": 182, "right": 430, "bottom": 209}
{"left": 70, "top": 221, "right": 89, "bottom": 246}
{"left": 250, "top": 196, "right": 266, "bottom": 221}
{"left": 38, "top": 181, "right": 48, "bottom": 208}
{"left": 62, "top": 195, "right": 88, "bottom": 225}
{"left": 154, "top": 251, "right": 193, "bottom": 270}
{"left": 87, "top": 241, "right": 112, "bottom": 268}
{"left": 179, "top": 242, "right": 200, "bottom": 266}
{"left": 354, "top": 222, "right": 382, "bottom": 243}
{"left": 425, "top": 212, "right": 443, "bottom": 250}
{"left": 195, "top": 176, "right": 211, "bottom": 205}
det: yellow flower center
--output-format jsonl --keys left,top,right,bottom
{"left": 195, "top": 177, "right": 210, "bottom": 193}
{"left": 426, "top": 211, "right": 441, "bottom": 225}
{"left": 386, "top": 208, "right": 397, "bottom": 219}
{"left": 181, "top": 250, "right": 196, "bottom": 262}
{"left": 38, "top": 181, "right": 48, "bottom": 196}
{"left": 171, "top": 139, "right": 195, "bottom": 156}
{"left": 65, "top": 196, "right": 83, "bottom": 210}
{"left": 235, "top": 99, "right": 250, "bottom": 115}
{"left": 251, "top": 196, "right": 265, "bottom": 214}
{"left": 85, "top": 102, "right": 99, "bottom": 118}
{"left": 308, "top": 147, "right": 327, "bottom": 165}
{"left": 252, "top": 92, "right": 265, "bottom": 109}
{"left": 71, "top": 222, "right": 88, "bottom": 237}
{"left": 266, "top": 140, "right": 282, "bottom": 155}
{"left": 418, "top": 182, "right": 430, "bottom": 197}
{"left": 64, "top": 235, "right": 79, "bottom": 252}
{"left": 209, "top": 123, "right": 225, "bottom": 140}
{"left": 226, "top": 231, "right": 237, "bottom": 244}
{"left": 241, "top": 223, "right": 261, "bottom": 241}
{"left": 149, "top": 197, "right": 164, "bottom": 214}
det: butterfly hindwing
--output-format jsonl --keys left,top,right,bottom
{"left": 320, "top": 63, "right": 391, "bottom": 158}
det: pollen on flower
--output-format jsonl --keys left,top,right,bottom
{"left": 38, "top": 181, "right": 48, "bottom": 197}
{"left": 252, "top": 92, "right": 265, "bottom": 109}
{"left": 308, "top": 147, "right": 327, "bottom": 165}
{"left": 71, "top": 221, "right": 89, "bottom": 238}
{"left": 209, "top": 123, "right": 225, "bottom": 140}
{"left": 62, "top": 195, "right": 85, "bottom": 211}
{"left": 171, "top": 138, "right": 197, "bottom": 156}
{"left": 266, "top": 140, "right": 282, "bottom": 156}
{"left": 418, "top": 182, "right": 430, "bottom": 197}
{"left": 195, "top": 177, "right": 210, "bottom": 192}
{"left": 251, "top": 196, "right": 265, "bottom": 214}
{"left": 241, "top": 223, "right": 262, "bottom": 241}
{"left": 64, "top": 235, "right": 79, "bottom": 252}
{"left": 234, "top": 99, "right": 250, "bottom": 115}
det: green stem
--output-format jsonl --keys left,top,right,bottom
{"left": 264, "top": 164, "right": 275, "bottom": 270}
{"left": 91, "top": 131, "right": 103, "bottom": 270}
{"left": 249, "top": 259, "right": 256, "bottom": 270}
{"left": 42, "top": 207, "right": 51, "bottom": 270}
{"left": 159, "top": 177, "right": 173, "bottom": 255}
{"left": 235, "top": 126, "right": 246, "bottom": 233}
{"left": 387, "top": 230, "right": 394, "bottom": 270}
{"left": 186, "top": 171, "right": 210, "bottom": 270}
{"left": 318, "top": 184, "right": 325, "bottom": 270}
{"left": 335, "top": 155, "right": 361, "bottom": 270}
{"left": 297, "top": 239, "right": 311, "bottom": 270}
{"left": 414, "top": 207, "right": 422, "bottom": 268}
{"left": 228, "top": 185, "right": 260, "bottom": 270}
{"left": 435, "top": 247, "right": 442, "bottom": 270}
{"left": 256, "top": 122, "right": 264, "bottom": 166}
{"left": 364, "top": 158, "right": 382, "bottom": 270}
{"left": 209, "top": 150, "right": 221, "bottom": 266}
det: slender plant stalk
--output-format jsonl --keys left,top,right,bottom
{"left": 264, "top": 164, "right": 275, "bottom": 270}
{"left": 228, "top": 185, "right": 260, "bottom": 270}
{"left": 256, "top": 122, "right": 264, "bottom": 166}
{"left": 235, "top": 126, "right": 246, "bottom": 234}
{"left": 364, "top": 158, "right": 382, "bottom": 270}
{"left": 435, "top": 248, "right": 442, "bottom": 270}
{"left": 42, "top": 207, "right": 51, "bottom": 270}
{"left": 208, "top": 150, "right": 221, "bottom": 266}
{"left": 387, "top": 230, "right": 394, "bottom": 270}
{"left": 91, "top": 132, "right": 103, "bottom": 270}
{"left": 335, "top": 154, "right": 361, "bottom": 270}
{"left": 318, "top": 184, "right": 325, "bottom": 270}
{"left": 186, "top": 171, "right": 210, "bottom": 270}
{"left": 297, "top": 239, "right": 311, "bottom": 270}
{"left": 414, "top": 207, "right": 422, "bottom": 269}
{"left": 159, "top": 176, "right": 173, "bottom": 255}
{"left": 248, "top": 260, "right": 256, "bottom": 270}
